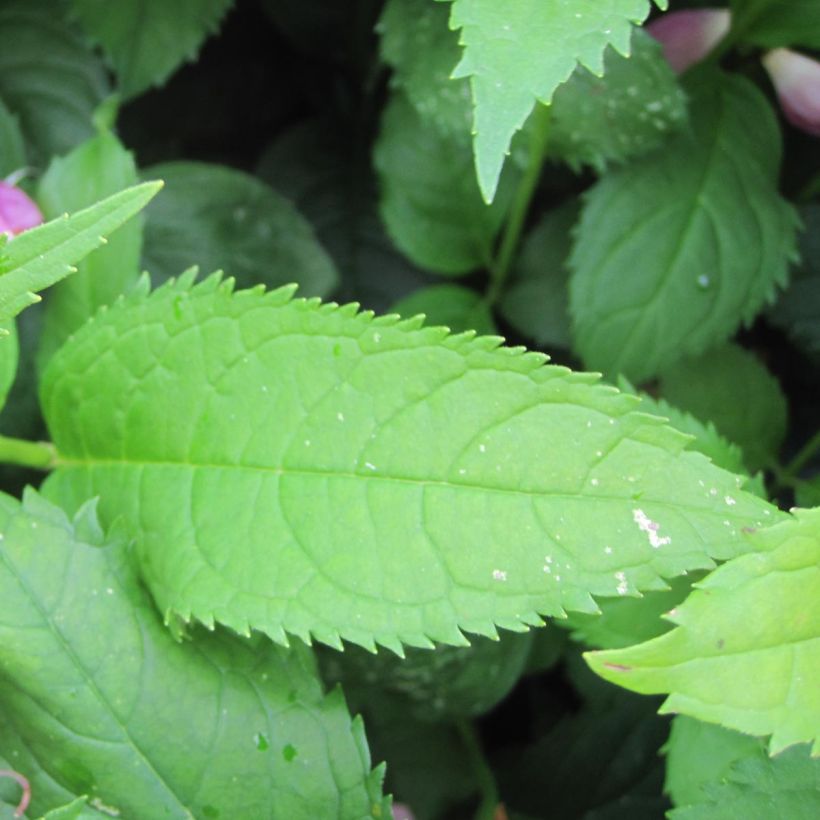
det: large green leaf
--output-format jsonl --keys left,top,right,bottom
{"left": 41, "top": 272, "right": 777, "bottom": 652}
{"left": 71, "top": 0, "right": 234, "bottom": 99}
{"left": 0, "top": 1, "right": 109, "bottom": 163}
{"left": 434, "top": 0, "right": 666, "bottom": 200}
{"left": 0, "top": 182, "right": 161, "bottom": 322}
{"left": 36, "top": 130, "right": 141, "bottom": 366}
{"left": 142, "top": 161, "right": 338, "bottom": 298}
{"left": 0, "top": 99, "right": 25, "bottom": 177}
{"left": 586, "top": 508, "right": 820, "bottom": 755}
{"left": 569, "top": 70, "right": 798, "bottom": 383}
{"left": 0, "top": 489, "right": 388, "bottom": 818}
{"left": 658, "top": 343, "right": 788, "bottom": 473}
{"left": 730, "top": 0, "right": 820, "bottom": 49}
{"left": 374, "top": 91, "right": 514, "bottom": 275}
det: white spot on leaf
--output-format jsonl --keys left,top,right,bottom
{"left": 632, "top": 508, "right": 671, "bottom": 548}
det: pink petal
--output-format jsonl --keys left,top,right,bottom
{"left": 647, "top": 9, "right": 731, "bottom": 74}
{"left": 392, "top": 803, "right": 416, "bottom": 820}
{"left": 763, "top": 48, "right": 820, "bottom": 137}
{"left": 0, "top": 181, "right": 43, "bottom": 237}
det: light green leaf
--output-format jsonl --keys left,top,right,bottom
{"left": 435, "top": 0, "right": 666, "bottom": 201}
{"left": 142, "top": 161, "right": 338, "bottom": 297}
{"left": 378, "top": 0, "right": 470, "bottom": 138}
{"left": 499, "top": 201, "right": 578, "bottom": 350}
{"left": 71, "top": 0, "right": 234, "bottom": 99}
{"left": 0, "top": 99, "right": 26, "bottom": 177}
{"left": 0, "top": 489, "right": 388, "bottom": 818}
{"left": 731, "top": 0, "right": 820, "bottom": 49}
{"left": 0, "top": 182, "right": 161, "bottom": 322}
{"left": 658, "top": 343, "right": 788, "bottom": 473}
{"left": 0, "top": 1, "right": 109, "bottom": 163}
{"left": 569, "top": 70, "right": 798, "bottom": 383}
{"left": 36, "top": 130, "right": 141, "bottom": 366}
{"left": 586, "top": 507, "right": 820, "bottom": 755}
{"left": 0, "top": 321, "right": 18, "bottom": 412}
{"left": 41, "top": 796, "right": 109, "bottom": 819}
{"left": 392, "top": 285, "right": 496, "bottom": 335}
{"left": 42, "top": 272, "right": 777, "bottom": 652}
{"left": 550, "top": 28, "right": 687, "bottom": 172}
{"left": 374, "top": 91, "right": 515, "bottom": 275}
{"left": 664, "top": 717, "right": 767, "bottom": 809}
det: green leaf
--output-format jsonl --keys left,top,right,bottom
{"left": 71, "top": 0, "right": 234, "bottom": 99}
{"left": 550, "top": 29, "right": 687, "bottom": 172}
{"left": 499, "top": 202, "right": 577, "bottom": 350}
{"left": 586, "top": 507, "right": 820, "bottom": 755}
{"left": 731, "top": 0, "right": 820, "bottom": 49}
{"left": 42, "top": 272, "right": 778, "bottom": 652}
{"left": 796, "top": 477, "right": 820, "bottom": 508}
{"left": 658, "top": 343, "right": 788, "bottom": 473}
{"left": 0, "top": 321, "right": 18, "bottom": 413}
{"left": 664, "top": 717, "right": 767, "bottom": 809}
{"left": 36, "top": 130, "right": 141, "bottom": 366}
{"left": 569, "top": 70, "right": 798, "bottom": 383}
{"left": 0, "top": 1, "right": 110, "bottom": 163}
{"left": 374, "top": 91, "right": 515, "bottom": 275}
{"left": 0, "top": 182, "right": 161, "bottom": 322}
{"left": 256, "top": 118, "right": 432, "bottom": 314}
{"left": 0, "top": 489, "right": 388, "bottom": 818}
{"left": 435, "top": 0, "right": 666, "bottom": 201}
{"left": 392, "top": 285, "right": 496, "bottom": 336}
{"left": 0, "top": 99, "right": 26, "bottom": 177}
{"left": 41, "top": 797, "right": 109, "bottom": 819}
{"left": 378, "top": 0, "right": 471, "bottom": 138}
{"left": 142, "top": 161, "right": 338, "bottom": 297}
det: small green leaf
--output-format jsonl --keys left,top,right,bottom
{"left": 392, "top": 285, "right": 496, "bottom": 335}
{"left": 731, "top": 0, "right": 820, "bottom": 49}
{"left": 0, "top": 99, "right": 26, "bottom": 177}
{"left": 71, "top": 0, "right": 234, "bottom": 99}
{"left": 374, "top": 91, "right": 515, "bottom": 275}
{"left": 0, "top": 489, "right": 388, "bottom": 818}
{"left": 586, "top": 508, "right": 820, "bottom": 755}
{"left": 142, "top": 161, "right": 338, "bottom": 297}
{"left": 435, "top": 0, "right": 666, "bottom": 200}
{"left": 550, "top": 29, "right": 687, "bottom": 171}
{"left": 569, "top": 70, "right": 798, "bottom": 383}
{"left": 0, "top": 1, "right": 110, "bottom": 162}
{"left": 658, "top": 343, "right": 788, "bottom": 473}
{"left": 0, "top": 182, "right": 161, "bottom": 322}
{"left": 36, "top": 129, "right": 141, "bottom": 365}
{"left": 42, "top": 273, "right": 778, "bottom": 652}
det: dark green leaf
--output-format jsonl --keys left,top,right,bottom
{"left": 731, "top": 0, "right": 820, "bottom": 49}
{"left": 392, "top": 285, "right": 496, "bottom": 335}
{"left": 0, "top": 99, "right": 25, "bottom": 177}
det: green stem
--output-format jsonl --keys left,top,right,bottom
{"left": 0, "top": 435, "right": 57, "bottom": 470}
{"left": 456, "top": 719, "right": 500, "bottom": 820}
{"left": 782, "top": 429, "right": 820, "bottom": 481}
{"left": 486, "top": 103, "right": 551, "bottom": 306}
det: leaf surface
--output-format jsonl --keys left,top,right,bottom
{"left": 392, "top": 285, "right": 496, "bottom": 336}
{"left": 0, "top": 489, "right": 388, "bottom": 818}
{"left": 71, "top": 0, "right": 234, "bottom": 99}
{"left": 0, "top": 182, "right": 161, "bottom": 322}
{"left": 142, "top": 161, "right": 338, "bottom": 297}
{"left": 730, "top": 0, "right": 820, "bottom": 48}
{"left": 435, "top": 0, "right": 666, "bottom": 200}
{"left": 36, "top": 130, "right": 141, "bottom": 365}
{"left": 41, "top": 273, "right": 777, "bottom": 652}
{"left": 586, "top": 508, "right": 820, "bottom": 755}
{"left": 0, "top": 1, "right": 109, "bottom": 162}
{"left": 569, "top": 70, "right": 798, "bottom": 382}
{"left": 0, "top": 321, "right": 18, "bottom": 412}
{"left": 0, "top": 99, "right": 25, "bottom": 177}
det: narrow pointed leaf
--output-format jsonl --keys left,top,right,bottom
{"left": 0, "top": 182, "right": 161, "bottom": 321}
{"left": 435, "top": 0, "right": 667, "bottom": 200}
{"left": 0, "top": 489, "right": 388, "bottom": 818}
{"left": 41, "top": 273, "right": 778, "bottom": 651}
{"left": 586, "top": 508, "right": 820, "bottom": 756}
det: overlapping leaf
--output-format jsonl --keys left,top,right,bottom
{"left": 392, "top": 285, "right": 496, "bottom": 336}
{"left": 586, "top": 508, "right": 820, "bottom": 755}
{"left": 731, "top": 0, "right": 820, "bottom": 49}
{"left": 0, "top": 489, "right": 388, "bottom": 818}
{"left": 71, "top": 0, "right": 235, "bottom": 99}
{"left": 434, "top": 0, "right": 667, "bottom": 200}
{"left": 569, "top": 70, "right": 798, "bottom": 383}
{"left": 41, "top": 272, "right": 778, "bottom": 652}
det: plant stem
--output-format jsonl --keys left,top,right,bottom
{"left": 456, "top": 718, "right": 500, "bottom": 820}
{"left": 0, "top": 435, "right": 57, "bottom": 470}
{"left": 782, "top": 429, "right": 820, "bottom": 481}
{"left": 486, "top": 103, "right": 551, "bottom": 306}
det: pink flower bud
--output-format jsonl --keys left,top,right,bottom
{"left": 392, "top": 804, "right": 415, "bottom": 820}
{"left": 763, "top": 48, "right": 820, "bottom": 137}
{"left": 647, "top": 9, "right": 731, "bottom": 74}
{"left": 0, "top": 181, "right": 43, "bottom": 238}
